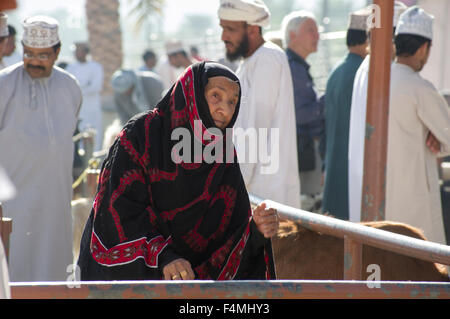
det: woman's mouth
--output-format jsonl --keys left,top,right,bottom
{"left": 214, "top": 119, "right": 225, "bottom": 128}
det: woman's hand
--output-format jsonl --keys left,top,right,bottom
{"left": 163, "top": 258, "right": 195, "bottom": 280}
{"left": 252, "top": 202, "right": 279, "bottom": 238}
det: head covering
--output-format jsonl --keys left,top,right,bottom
{"left": 0, "top": 12, "right": 8, "bottom": 37}
{"left": 22, "top": 15, "right": 59, "bottom": 48}
{"left": 165, "top": 39, "right": 184, "bottom": 55}
{"left": 218, "top": 0, "right": 270, "bottom": 28}
{"left": 393, "top": 1, "right": 408, "bottom": 28}
{"left": 77, "top": 61, "right": 276, "bottom": 281}
{"left": 73, "top": 41, "right": 89, "bottom": 52}
{"left": 348, "top": 7, "right": 371, "bottom": 31}
{"left": 395, "top": 6, "right": 434, "bottom": 40}
{"left": 111, "top": 69, "right": 137, "bottom": 94}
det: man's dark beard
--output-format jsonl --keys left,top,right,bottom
{"left": 226, "top": 34, "right": 249, "bottom": 62}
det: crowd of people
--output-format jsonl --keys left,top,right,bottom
{"left": 0, "top": 0, "right": 449, "bottom": 288}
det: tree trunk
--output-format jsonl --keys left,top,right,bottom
{"left": 85, "top": 0, "right": 123, "bottom": 94}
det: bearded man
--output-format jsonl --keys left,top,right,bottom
{"left": 218, "top": 0, "right": 301, "bottom": 208}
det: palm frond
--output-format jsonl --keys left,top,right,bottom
{"left": 127, "top": 0, "right": 164, "bottom": 32}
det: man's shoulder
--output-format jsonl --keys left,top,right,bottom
{"left": 53, "top": 66, "right": 79, "bottom": 83}
{"left": 0, "top": 64, "right": 23, "bottom": 96}
{"left": 0, "top": 62, "right": 24, "bottom": 79}
{"left": 245, "top": 42, "right": 289, "bottom": 73}
{"left": 53, "top": 67, "right": 83, "bottom": 96}
{"left": 392, "top": 64, "right": 430, "bottom": 90}
{"left": 255, "top": 41, "right": 286, "bottom": 60}
{"left": 330, "top": 55, "right": 362, "bottom": 79}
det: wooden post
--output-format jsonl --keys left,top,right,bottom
{"left": 361, "top": 0, "right": 394, "bottom": 221}
{"left": 0, "top": 204, "right": 12, "bottom": 261}
{"left": 343, "top": 236, "right": 363, "bottom": 280}
{"left": 86, "top": 169, "right": 100, "bottom": 198}
{"left": 0, "top": 0, "right": 17, "bottom": 11}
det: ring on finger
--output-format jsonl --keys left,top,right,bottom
{"left": 180, "top": 270, "right": 188, "bottom": 278}
{"left": 172, "top": 275, "right": 180, "bottom": 280}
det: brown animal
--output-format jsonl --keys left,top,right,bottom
{"left": 272, "top": 219, "right": 449, "bottom": 281}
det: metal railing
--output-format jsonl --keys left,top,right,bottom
{"left": 249, "top": 194, "right": 450, "bottom": 280}
{"left": 9, "top": 280, "right": 450, "bottom": 299}
{"left": 5, "top": 194, "right": 450, "bottom": 299}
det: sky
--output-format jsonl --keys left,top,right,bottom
{"left": 7, "top": 0, "right": 310, "bottom": 33}
{"left": 3, "top": 0, "right": 361, "bottom": 69}
{"left": 9, "top": 0, "right": 227, "bottom": 33}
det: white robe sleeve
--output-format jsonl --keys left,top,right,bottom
{"left": 348, "top": 58, "right": 369, "bottom": 222}
{"left": 416, "top": 80, "right": 450, "bottom": 156}
{"left": 0, "top": 242, "right": 10, "bottom": 299}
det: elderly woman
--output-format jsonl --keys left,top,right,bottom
{"left": 77, "top": 62, "right": 278, "bottom": 280}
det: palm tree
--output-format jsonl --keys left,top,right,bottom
{"left": 85, "top": 0, "right": 163, "bottom": 94}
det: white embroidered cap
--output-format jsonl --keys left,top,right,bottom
{"left": 22, "top": 15, "right": 60, "bottom": 48}
{"left": 395, "top": 6, "right": 434, "bottom": 40}
{"left": 0, "top": 12, "right": 8, "bottom": 37}
{"left": 348, "top": 7, "right": 372, "bottom": 31}
{"left": 393, "top": 1, "right": 408, "bottom": 28}
{"left": 165, "top": 39, "right": 184, "bottom": 55}
{"left": 218, "top": 0, "right": 271, "bottom": 28}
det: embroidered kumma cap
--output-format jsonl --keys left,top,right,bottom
{"left": 0, "top": 12, "right": 8, "bottom": 37}
{"left": 218, "top": 0, "right": 271, "bottom": 28}
{"left": 348, "top": 7, "right": 372, "bottom": 31}
{"left": 22, "top": 15, "right": 60, "bottom": 48}
{"left": 395, "top": 6, "right": 434, "bottom": 40}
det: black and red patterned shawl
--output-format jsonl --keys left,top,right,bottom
{"left": 77, "top": 61, "right": 276, "bottom": 280}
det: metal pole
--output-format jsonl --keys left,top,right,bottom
{"left": 249, "top": 195, "right": 450, "bottom": 266}
{"left": 361, "top": 0, "right": 394, "bottom": 221}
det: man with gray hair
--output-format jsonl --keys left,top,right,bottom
{"left": 218, "top": 0, "right": 301, "bottom": 208}
{"left": 0, "top": 15, "right": 82, "bottom": 281}
{"left": 281, "top": 11, "right": 325, "bottom": 210}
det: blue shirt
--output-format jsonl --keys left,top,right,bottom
{"left": 286, "top": 48, "right": 325, "bottom": 138}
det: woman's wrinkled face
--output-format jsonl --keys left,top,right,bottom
{"left": 204, "top": 76, "right": 240, "bottom": 129}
